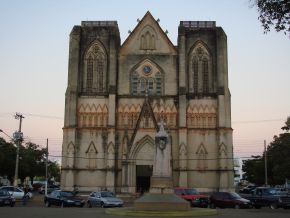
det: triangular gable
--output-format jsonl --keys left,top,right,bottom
{"left": 219, "top": 142, "right": 227, "bottom": 156}
{"left": 179, "top": 143, "right": 187, "bottom": 155}
{"left": 120, "top": 11, "right": 177, "bottom": 55}
{"left": 196, "top": 143, "right": 208, "bottom": 155}
{"left": 129, "top": 97, "right": 158, "bottom": 147}
{"left": 67, "top": 141, "right": 75, "bottom": 154}
{"left": 85, "top": 141, "right": 98, "bottom": 154}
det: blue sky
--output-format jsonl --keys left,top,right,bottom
{"left": 0, "top": 0, "right": 289, "bottom": 160}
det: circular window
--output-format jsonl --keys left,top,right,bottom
{"left": 143, "top": 66, "right": 151, "bottom": 75}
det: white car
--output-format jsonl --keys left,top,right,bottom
{"left": 0, "top": 186, "right": 33, "bottom": 200}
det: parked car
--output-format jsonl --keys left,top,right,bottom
{"left": 87, "top": 191, "right": 123, "bottom": 208}
{"left": 241, "top": 187, "right": 290, "bottom": 209}
{"left": 0, "top": 186, "right": 33, "bottom": 200}
{"left": 274, "top": 187, "right": 289, "bottom": 196}
{"left": 39, "top": 184, "right": 60, "bottom": 194}
{"left": 44, "top": 190, "right": 85, "bottom": 207}
{"left": 209, "top": 192, "right": 252, "bottom": 209}
{"left": 0, "top": 189, "right": 15, "bottom": 207}
{"left": 239, "top": 185, "right": 258, "bottom": 194}
{"left": 174, "top": 187, "right": 209, "bottom": 207}
{"left": 32, "top": 182, "right": 44, "bottom": 192}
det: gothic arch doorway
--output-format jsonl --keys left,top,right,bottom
{"left": 129, "top": 135, "right": 154, "bottom": 193}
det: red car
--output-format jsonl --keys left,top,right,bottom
{"left": 174, "top": 187, "right": 209, "bottom": 207}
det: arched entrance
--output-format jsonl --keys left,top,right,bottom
{"left": 129, "top": 135, "right": 154, "bottom": 193}
{"left": 136, "top": 165, "right": 152, "bottom": 193}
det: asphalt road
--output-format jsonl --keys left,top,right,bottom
{"left": 1, "top": 205, "right": 290, "bottom": 218}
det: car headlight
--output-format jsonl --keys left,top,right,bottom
{"left": 66, "top": 200, "right": 74, "bottom": 203}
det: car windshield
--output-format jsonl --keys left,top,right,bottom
{"left": 266, "top": 188, "right": 278, "bottom": 195}
{"left": 0, "top": 190, "right": 9, "bottom": 196}
{"left": 101, "top": 192, "right": 114, "bottom": 197}
{"left": 230, "top": 192, "right": 242, "bottom": 199}
{"left": 60, "top": 192, "right": 74, "bottom": 197}
{"left": 184, "top": 189, "right": 199, "bottom": 195}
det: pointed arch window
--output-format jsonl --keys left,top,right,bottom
{"left": 190, "top": 43, "right": 212, "bottom": 94}
{"left": 132, "top": 72, "right": 138, "bottom": 95}
{"left": 156, "top": 72, "right": 162, "bottom": 95}
{"left": 96, "top": 54, "right": 104, "bottom": 92}
{"left": 202, "top": 58, "right": 209, "bottom": 93}
{"left": 83, "top": 42, "right": 107, "bottom": 94}
{"left": 192, "top": 58, "right": 198, "bottom": 93}
{"left": 148, "top": 78, "right": 154, "bottom": 94}
{"left": 130, "top": 61, "right": 163, "bottom": 96}
{"left": 140, "top": 79, "right": 146, "bottom": 95}
{"left": 140, "top": 29, "right": 156, "bottom": 50}
{"left": 87, "top": 56, "right": 94, "bottom": 92}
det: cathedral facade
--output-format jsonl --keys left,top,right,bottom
{"left": 61, "top": 12, "right": 234, "bottom": 194}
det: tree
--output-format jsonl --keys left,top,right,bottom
{"left": 251, "top": 0, "right": 290, "bottom": 36}
{"left": 281, "top": 116, "right": 290, "bottom": 132}
{"left": 242, "top": 156, "right": 265, "bottom": 185}
{"left": 0, "top": 138, "right": 61, "bottom": 185}
{"left": 48, "top": 161, "right": 61, "bottom": 183}
{"left": 19, "top": 142, "right": 47, "bottom": 183}
{"left": 0, "top": 137, "right": 16, "bottom": 181}
{"left": 242, "top": 117, "right": 290, "bottom": 185}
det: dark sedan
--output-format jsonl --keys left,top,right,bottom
{"left": 0, "top": 190, "right": 15, "bottom": 207}
{"left": 44, "top": 190, "right": 85, "bottom": 208}
{"left": 210, "top": 192, "right": 252, "bottom": 209}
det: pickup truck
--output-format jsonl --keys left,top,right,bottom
{"left": 241, "top": 187, "right": 290, "bottom": 209}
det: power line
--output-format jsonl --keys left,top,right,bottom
{"left": 232, "top": 119, "right": 284, "bottom": 124}
{"left": 0, "top": 112, "right": 286, "bottom": 124}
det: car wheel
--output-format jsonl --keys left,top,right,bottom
{"left": 10, "top": 203, "right": 15, "bottom": 207}
{"left": 45, "top": 201, "right": 50, "bottom": 207}
{"left": 87, "top": 201, "right": 92, "bottom": 208}
{"left": 234, "top": 204, "right": 240, "bottom": 209}
{"left": 100, "top": 202, "right": 105, "bottom": 208}
{"left": 270, "top": 203, "right": 277, "bottom": 209}
{"left": 210, "top": 203, "right": 216, "bottom": 209}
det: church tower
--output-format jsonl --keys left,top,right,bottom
{"left": 61, "top": 21, "right": 120, "bottom": 191}
{"left": 61, "top": 12, "right": 234, "bottom": 193}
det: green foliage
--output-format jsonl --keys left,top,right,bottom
{"left": 0, "top": 137, "right": 60, "bottom": 184}
{"left": 281, "top": 116, "right": 290, "bottom": 132}
{"left": 242, "top": 117, "right": 290, "bottom": 185}
{"left": 252, "top": 0, "right": 290, "bottom": 36}
{"left": 242, "top": 155, "right": 265, "bottom": 185}
{"left": 0, "top": 138, "right": 16, "bottom": 181}
{"left": 18, "top": 142, "right": 47, "bottom": 182}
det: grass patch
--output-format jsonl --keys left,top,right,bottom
{"left": 106, "top": 207, "right": 217, "bottom": 217}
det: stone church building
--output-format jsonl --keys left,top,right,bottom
{"left": 61, "top": 12, "right": 234, "bottom": 194}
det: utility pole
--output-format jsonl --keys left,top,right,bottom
{"left": 45, "top": 138, "right": 48, "bottom": 195}
{"left": 264, "top": 140, "right": 268, "bottom": 186}
{"left": 13, "top": 113, "right": 24, "bottom": 187}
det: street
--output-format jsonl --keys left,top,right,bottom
{"left": 1, "top": 202, "right": 290, "bottom": 218}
